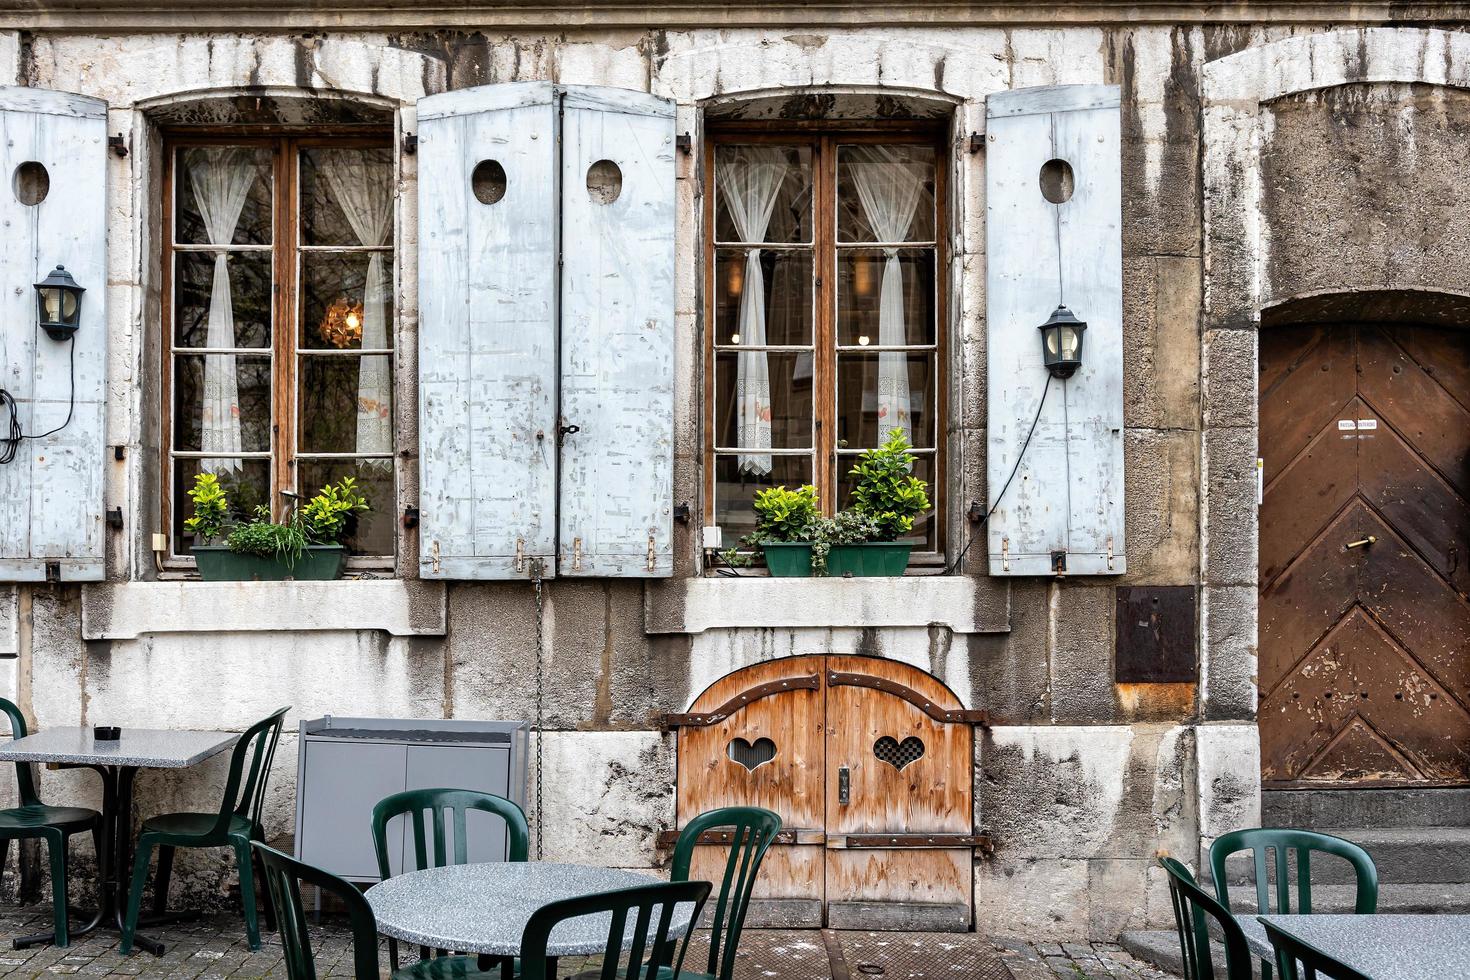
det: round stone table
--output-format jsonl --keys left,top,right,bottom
{"left": 365, "top": 863, "right": 696, "bottom": 960}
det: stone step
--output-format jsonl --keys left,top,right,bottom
{"left": 1214, "top": 827, "right": 1470, "bottom": 885}
{"left": 1263, "top": 788, "right": 1470, "bottom": 829}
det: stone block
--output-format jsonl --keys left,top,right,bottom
{"left": 1196, "top": 722, "right": 1261, "bottom": 842}
{"left": 537, "top": 731, "right": 673, "bottom": 868}
{"left": 1202, "top": 426, "right": 1257, "bottom": 588}
{"left": 1122, "top": 428, "right": 1200, "bottom": 584}
{"left": 1202, "top": 328, "right": 1256, "bottom": 429}
{"left": 1201, "top": 585, "right": 1256, "bottom": 721}
{"left": 975, "top": 857, "right": 1090, "bottom": 939}
{"left": 968, "top": 580, "right": 1047, "bottom": 722}
{"left": 1124, "top": 256, "right": 1201, "bottom": 431}
{"left": 1050, "top": 584, "right": 1118, "bottom": 724}
{"left": 28, "top": 587, "right": 85, "bottom": 728}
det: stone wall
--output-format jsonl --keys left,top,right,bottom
{"left": 9, "top": 13, "right": 1463, "bottom": 939}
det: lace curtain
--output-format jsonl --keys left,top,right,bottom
{"left": 848, "top": 146, "right": 925, "bottom": 447}
{"left": 187, "top": 148, "right": 256, "bottom": 475}
{"left": 716, "top": 148, "right": 790, "bottom": 477}
{"left": 320, "top": 150, "right": 394, "bottom": 469}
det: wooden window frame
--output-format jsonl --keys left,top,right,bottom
{"left": 702, "top": 122, "right": 950, "bottom": 569}
{"left": 159, "top": 127, "right": 396, "bottom": 571}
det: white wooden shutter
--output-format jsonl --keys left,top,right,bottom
{"left": 0, "top": 87, "right": 108, "bottom": 582}
{"left": 985, "top": 85, "right": 1125, "bottom": 576}
{"left": 557, "top": 87, "right": 676, "bottom": 577}
{"left": 417, "top": 83, "right": 560, "bottom": 580}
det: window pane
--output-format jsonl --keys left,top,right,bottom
{"left": 175, "top": 146, "right": 272, "bottom": 246}
{"left": 714, "top": 453, "right": 814, "bottom": 544}
{"left": 173, "top": 354, "right": 272, "bottom": 453}
{"left": 835, "top": 352, "right": 936, "bottom": 450}
{"left": 714, "top": 248, "right": 812, "bottom": 347}
{"left": 836, "top": 144, "right": 936, "bottom": 244}
{"left": 173, "top": 251, "right": 272, "bottom": 349}
{"left": 298, "top": 460, "right": 395, "bottom": 557}
{"left": 714, "top": 351, "right": 813, "bottom": 450}
{"left": 298, "top": 355, "right": 394, "bottom": 455}
{"left": 172, "top": 457, "right": 271, "bottom": 554}
{"left": 301, "top": 252, "right": 395, "bottom": 351}
{"left": 300, "top": 146, "right": 395, "bottom": 247}
{"left": 838, "top": 452, "right": 936, "bottom": 550}
{"left": 837, "top": 248, "right": 936, "bottom": 347}
{"left": 714, "top": 145, "right": 812, "bottom": 244}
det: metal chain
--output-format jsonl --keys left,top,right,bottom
{"left": 532, "top": 564, "right": 545, "bottom": 861}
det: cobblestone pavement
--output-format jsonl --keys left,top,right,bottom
{"left": 0, "top": 905, "right": 1180, "bottom": 980}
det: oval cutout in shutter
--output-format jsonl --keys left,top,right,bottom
{"left": 13, "top": 161, "right": 48, "bottom": 206}
{"left": 471, "top": 159, "right": 507, "bottom": 205}
{"left": 1039, "top": 158, "right": 1075, "bottom": 204}
{"left": 586, "top": 159, "right": 622, "bottom": 205}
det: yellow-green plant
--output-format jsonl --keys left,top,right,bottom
{"left": 184, "top": 472, "right": 229, "bottom": 542}
{"left": 300, "top": 477, "right": 370, "bottom": 545}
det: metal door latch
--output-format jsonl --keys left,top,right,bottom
{"left": 838, "top": 766, "right": 850, "bottom": 805}
{"left": 558, "top": 423, "right": 580, "bottom": 444}
{"left": 1345, "top": 536, "right": 1377, "bottom": 549}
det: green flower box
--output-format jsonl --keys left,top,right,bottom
{"left": 192, "top": 545, "right": 346, "bottom": 582}
{"left": 761, "top": 542, "right": 814, "bottom": 577}
{"left": 825, "top": 542, "right": 912, "bottom": 577}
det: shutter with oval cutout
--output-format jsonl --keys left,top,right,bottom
{"left": 985, "top": 84, "right": 1125, "bottom": 576}
{"left": 557, "top": 87, "right": 675, "bottom": 577}
{"left": 416, "top": 83, "right": 560, "bottom": 580}
{"left": 0, "top": 87, "right": 108, "bottom": 582}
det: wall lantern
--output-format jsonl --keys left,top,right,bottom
{"left": 1038, "top": 304, "right": 1086, "bottom": 379}
{"left": 34, "top": 265, "right": 84, "bottom": 341}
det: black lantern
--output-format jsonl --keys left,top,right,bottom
{"left": 1038, "top": 304, "right": 1086, "bottom": 379}
{"left": 34, "top": 265, "right": 85, "bottom": 341}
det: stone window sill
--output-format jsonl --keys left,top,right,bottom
{"left": 643, "top": 576, "right": 1009, "bottom": 635}
{"left": 80, "top": 580, "right": 447, "bottom": 639}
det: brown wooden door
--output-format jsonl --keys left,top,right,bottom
{"left": 1259, "top": 323, "right": 1470, "bottom": 786}
{"left": 675, "top": 655, "right": 974, "bottom": 927}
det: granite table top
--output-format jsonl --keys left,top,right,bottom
{"left": 1257, "top": 914, "right": 1470, "bottom": 979}
{"left": 366, "top": 863, "right": 697, "bottom": 958}
{"left": 0, "top": 727, "right": 238, "bottom": 768}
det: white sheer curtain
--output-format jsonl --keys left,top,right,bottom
{"left": 848, "top": 146, "right": 924, "bottom": 447}
{"left": 321, "top": 149, "right": 394, "bottom": 470}
{"left": 717, "top": 148, "right": 790, "bottom": 476}
{"left": 187, "top": 148, "right": 256, "bottom": 475}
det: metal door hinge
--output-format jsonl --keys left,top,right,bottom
{"left": 1001, "top": 537, "right": 1010, "bottom": 572}
{"left": 646, "top": 533, "right": 656, "bottom": 572}
{"left": 1051, "top": 550, "right": 1068, "bottom": 575}
{"left": 108, "top": 134, "right": 129, "bottom": 158}
{"left": 572, "top": 536, "right": 583, "bottom": 571}
{"left": 675, "top": 132, "right": 692, "bottom": 154}
{"left": 106, "top": 507, "right": 123, "bottom": 530}
{"left": 515, "top": 537, "right": 527, "bottom": 573}
{"left": 402, "top": 133, "right": 418, "bottom": 155}
{"left": 430, "top": 539, "right": 442, "bottom": 575}
{"left": 1106, "top": 535, "right": 1115, "bottom": 570}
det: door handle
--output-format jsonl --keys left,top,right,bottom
{"left": 1345, "top": 536, "right": 1377, "bottom": 549}
{"left": 838, "top": 766, "right": 850, "bottom": 805}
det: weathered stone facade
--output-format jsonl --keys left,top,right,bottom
{"left": 3, "top": 4, "right": 1468, "bottom": 939}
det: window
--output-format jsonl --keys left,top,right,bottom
{"left": 705, "top": 131, "right": 946, "bottom": 560}
{"left": 162, "top": 134, "right": 397, "bottom": 564}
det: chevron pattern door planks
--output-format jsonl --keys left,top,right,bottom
{"left": 1259, "top": 323, "right": 1470, "bottom": 786}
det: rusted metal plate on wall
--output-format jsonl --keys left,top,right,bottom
{"left": 1114, "top": 586, "right": 1197, "bottom": 684}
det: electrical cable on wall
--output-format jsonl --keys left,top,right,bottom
{"left": 0, "top": 333, "right": 78, "bottom": 465}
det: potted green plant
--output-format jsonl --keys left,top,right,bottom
{"left": 829, "top": 428, "right": 932, "bottom": 577}
{"left": 187, "top": 474, "right": 369, "bottom": 581}
{"left": 726, "top": 484, "right": 821, "bottom": 576}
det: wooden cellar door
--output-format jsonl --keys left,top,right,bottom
{"left": 1259, "top": 323, "right": 1470, "bottom": 786}
{"left": 672, "top": 656, "right": 978, "bottom": 929}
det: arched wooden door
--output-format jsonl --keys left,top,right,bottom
{"left": 670, "top": 655, "right": 981, "bottom": 930}
{"left": 1259, "top": 322, "right": 1470, "bottom": 786}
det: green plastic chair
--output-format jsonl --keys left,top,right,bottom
{"left": 1159, "top": 857, "right": 1253, "bottom": 980}
{"left": 120, "top": 706, "right": 289, "bottom": 954}
{"left": 371, "top": 788, "right": 530, "bottom": 969}
{"left": 1262, "top": 918, "right": 1371, "bottom": 980}
{"left": 667, "top": 806, "right": 782, "bottom": 980}
{"left": 253, "top": 841, "right": 503, "bottom": 980}
{"left": 0, "top": 698, "right": 101, "bottom": 947}
{"left": 1210, "top": 829, "right": 1378, "bottom": 980}
{"left": 520, "top": 881, "right": 712, "bottom": 980}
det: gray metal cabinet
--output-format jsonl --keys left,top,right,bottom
{"left": 294, "top": 717, "right": 529, "bottom": 883}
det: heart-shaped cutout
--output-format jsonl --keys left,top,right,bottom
{"left": 873, "top": 735, "right": 925, "bottom": 771}
{"left": 727, "top": 736, "right": 777, "bottom": 772}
